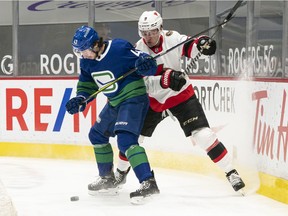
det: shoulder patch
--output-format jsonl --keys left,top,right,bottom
{"left": 166, "top": 31, "right": 173, "bottom": 36}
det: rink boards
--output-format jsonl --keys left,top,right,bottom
{"left": 0, "top": 77, "right": 287, "bottom": 204}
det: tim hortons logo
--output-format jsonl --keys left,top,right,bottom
{"left": 252, "top": 89, "right": 288, "bottom": 162}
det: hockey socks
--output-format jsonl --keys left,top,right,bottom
{"left": 126, "top": 145, "right": 152, "bottom": 183}
{"left": 93, "top": 143, "right": 114, "bottom": 176}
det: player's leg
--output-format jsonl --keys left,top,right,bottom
{"left": 114, "top": 151, "right": 131, "bottom": 188}
{"left": 192, "top": 127, "right": 245, "bottom": 192}
{"left": 171, "top": 95, "right": 245, "bottom": 192}
{"left": 117, "top": 131, "right": 159, "bottom": 204}
{"left": 115, "top": 95, "right": 160, "bottom": 204}
{"left": 114, "top": 106, "right": 163, "bottom": 188}
{"left": 87, "top": 103, "right": 118, "bottom": 195}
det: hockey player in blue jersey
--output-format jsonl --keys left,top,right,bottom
{"left": 65, "top": 25, "right": 160, "bottom": 204}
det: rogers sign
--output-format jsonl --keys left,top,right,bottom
{"left": 0, "top": 53, "right": 80, "bottom": 76}
{"left": 1, "top": 55, "right": 13, "bottom": 75}
{"left": 40, "top": 53, "right": 80, "bottom": 75}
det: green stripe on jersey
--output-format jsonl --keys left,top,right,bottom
{"left": 77, "top": 81, "right": 99, "bottom": 95}
{"left": 109, "top": 79, "right": 147, "bottom": 107}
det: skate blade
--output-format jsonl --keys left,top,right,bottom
{"left": 116, "top": 184, "right": 124, "bottom": 190}
{"left": 238, "top": 189, "right": 246, "bottom": 196}
{"left": 130, "top": 194, "right": 159, "bottom": 205}
{"left": 88, "top": 188, "right": 119, "bottom": 196}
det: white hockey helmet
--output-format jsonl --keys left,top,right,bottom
{"left": 138, "top": 11, "right": 163, "bottom": 37}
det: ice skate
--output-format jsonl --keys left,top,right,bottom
{"left": 88, "top": 173, "right": 119, "bottom": 196}
{"left": 130, "top": 173, "right": 160, "bottom": 205}
{"left": 114, "top": 167, "right": 131, "bottom": 189}
{"left": 226, "top": 169, "right": 245, "bottom": 195}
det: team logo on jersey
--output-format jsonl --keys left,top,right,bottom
{"left": 166, "top": 31, "right": 173, "bottom": 36}
{"left": 91, "top": 71, "right": 118, "bottom": 93}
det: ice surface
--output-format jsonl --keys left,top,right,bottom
{"left": 0, "top": 157, "right": 287, "bottom": 216}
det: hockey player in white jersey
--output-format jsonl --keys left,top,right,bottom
{"left": 114, "top": 11, "right": 245, "bottom": 195}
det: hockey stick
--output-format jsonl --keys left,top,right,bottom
{"left": 83, "top": 0, "right": 243, "bottom": 103}
{"left": 184, "top": 0, "right": 244, "bottom": 73}
{"left": 82, "top": 20, "right": 229, "bottom": 104}
{"left": 82, "top": 20, "right": 218, "bottom": 104}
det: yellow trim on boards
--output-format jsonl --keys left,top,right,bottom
{"left": 0, "top": 142, "right": 95, "bottom": 160}
{"left": 257, "top": 172, "right": 288, "bottom": 204}
{"left": 0, "top": 142, "right": 287, "bottom": 204}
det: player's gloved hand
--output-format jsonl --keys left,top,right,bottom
{"left": 197, "top": 35, "right": 216, "bottom": 56}
{"left": 135, "top": 55, "right": 157, "bottom": 76}
{"left": 65, "top": 95, "right": 86, "bottom": 115}
{"left": 160, "top": 69, "right": 187, "bottom": 91}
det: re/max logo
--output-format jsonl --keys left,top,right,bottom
{"left": 5, "top": 87, "right": 96, "bottom": 132}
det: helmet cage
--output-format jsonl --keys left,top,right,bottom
{"left": 73, "top": 47, "right": 95, "bottom": 59}
{"left": 72, "top": 25, "right": 99, "bottom": 58}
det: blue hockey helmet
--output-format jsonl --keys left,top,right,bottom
{"left": 72, "top": 25, "right": 99, "bottom": 55}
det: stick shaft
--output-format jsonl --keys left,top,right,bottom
{"left": 83, "top": 22, "right": 230, "bottom": 103}
{"left": 84, "top": 0, "right": 244, "bottom": 103}
{"left": 185, "top": 0, "right": 243, "bottom": 73}
{"left": 223, "top": 0, "right": 243, "bottom": 23}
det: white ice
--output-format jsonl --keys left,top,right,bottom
{"left": 0, "top": 157, "right": 287, "bottom": 216}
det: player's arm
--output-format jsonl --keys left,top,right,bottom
{"left": 144, "top": 67, "right": 187, "bottom": 92}
{"left": 120, "top": 39, "right": 158, "bottom": 76}
{"left": 76, "top": 71, "right": 99, "bottom": 100}
{"left": 135, "top": 52, "right": 158, "bottom": 76}
{"left": 159, "top": 69, "right": 187, "bottom": 91}
{"left": 65, "top": 68, "right": 98, "bottom": 115}
{"left": 182, "top": 35, "right": 216, "bottom": 58}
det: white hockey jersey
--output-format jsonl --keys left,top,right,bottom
{"left": 136, "top": 30, "right": 199, "bottom": 112}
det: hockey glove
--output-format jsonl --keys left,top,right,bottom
{"left": 160, "top": 69, "right": 187, "bottom": 91}
{"left": 135, "top": 55, "right": 157, "bottom": 76}
{"left": 197, "top": 36, "right": 216, "bottom": 56}
{"left": 65, "top": 95, "right": 86, "bottom": 115}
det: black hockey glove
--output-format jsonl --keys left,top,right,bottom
{"left": 65, "top": 96, "right": 86, "bottom": 115}
{"left": 135, "top": 55, "right": 157, "bottom": 76}
{"left": 160, "top": 69, "right": 186, "bottom": 91}
{"left": 197, "top": 36, "right": 216, "bottom": 56}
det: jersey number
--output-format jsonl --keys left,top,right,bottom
{"left": 131, "top": 49, "right": 142, "bottom": 57}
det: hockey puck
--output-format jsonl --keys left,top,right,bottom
{"left": 70, "top": 196, "right": 79, "bottom": 201}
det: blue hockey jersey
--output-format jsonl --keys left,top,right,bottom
{"left": 76, "top": 38, "right": 153, "bottom": 107}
